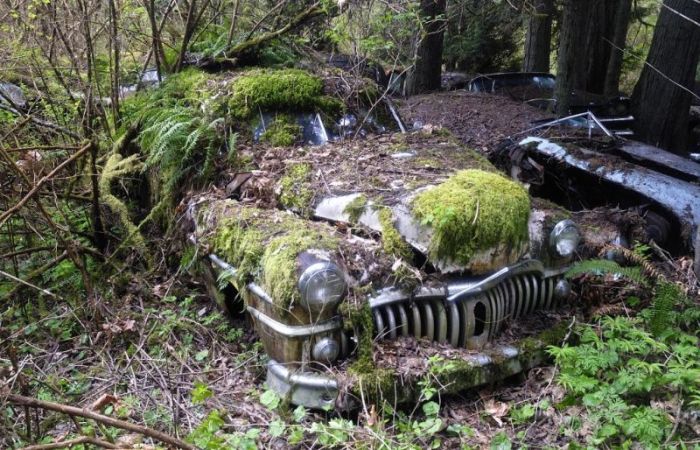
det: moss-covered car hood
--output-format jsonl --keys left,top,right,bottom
{"left": 236, "top": 130, "right": 532, "bottom": 274}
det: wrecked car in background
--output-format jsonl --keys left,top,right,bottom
{"left": 494, "top": 114, "right": 700, "bottom": 278}
{"left": 170, "top": 67, "right": 649, "bottom": 410}
{"left": 468, "top": 72, "right": 633, "bottom": 134}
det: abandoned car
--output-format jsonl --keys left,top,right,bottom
{"left": 165, "top": 68, "right": 658, "bottom": 410}
{"left": 494, "top": 115, "right": 700, "bottom": 279}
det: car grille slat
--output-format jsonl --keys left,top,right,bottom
{"left": 385, "top": 306, "right": 398, "bottom": 339}
{"left": 422, "top": 302, "right": 435, "bottom": 340}
{"left": 396, "top": 304, "right": 409, "bottom": 337}
{"left": 410, "top": 303, "right": 422, "bottom": 338}
{"left": 372, "top": 273, "right": 565, "bottom": 349}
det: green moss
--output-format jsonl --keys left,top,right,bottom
{"left": 278, "top": 163, "right": 314, "bottom": 216}
{"left": 343, "top": 195, "right": 368, "bottom": 223}
{"left": 377, "top": 207, "right": 413, "bottom": 261}
{"left": 411, "top": 169, "right": 531, "bottom": 265}
{"left": 212, "top": 207, "right": 338, "bottom": 309}
{"left": 228, "top": 69, "right": 343, "bottom": 119}
{"left": 260, "top": 228, "right": 336, "bottom": 308}
{"left": 260, "top": 117, "right": 301, "bottom": 147}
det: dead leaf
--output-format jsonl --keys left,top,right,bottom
{"left": 483, "top": 399, "right": 510, "bottom": 426}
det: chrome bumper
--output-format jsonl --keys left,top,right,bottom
{"left": 266, "top": 360, "right": 339, "bottom": 409}
{"left": 267, "top": 344, "right": 548, "bottom": 409}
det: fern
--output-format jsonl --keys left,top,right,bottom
{"left": 648, "top": 281, "right": 681, "bottom": 337}
{"left": 565, "top": 259, "right": 649, "bottom": 286}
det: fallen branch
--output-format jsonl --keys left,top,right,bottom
{"left": 224, "top": 3, "right": 325, "bottom": 58}
{"left": 19, "top": 436, "right": 119, "bottom": 450}
{"left": 6, "top": 394, "right": 197, "bottom": 450}
{"left": 0, "top": 103, "right": 81, "bottom": 140}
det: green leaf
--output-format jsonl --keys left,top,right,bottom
{"left": 422, "top": 401, "right": 440, "bottom": 417}
{"left": 195, "top": 350, "right": 209, "bottom": 361}
{"left": 191, "top": 381, "right": 213, "bottom": 405}
{"left": 269, "top": 419, "right": 285, "bottom": 438}
{"left": 490, "top": 432, "right": 512, "bottom": 450}
{"left": 260, "top": 389, "right": 281, "bottom": 410}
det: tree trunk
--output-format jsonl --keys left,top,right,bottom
{"left": 523, "top": 0, "right": 553, "bottom": 72}
{"left": 405, "top": 0, "right": 447, "bottom": 95}
{"left": 603, "top": 0, "right": 633, "bottom": 97}
{"left": 631, "top": 0, "right": 700, "bottom": 153}
{"left": 556, "top": 0, "right": 622, "bottom": 115}
{"left": 582, "top": 0, "right": 617, "bottom": 95}
{"left": 555, "top": 0, "right": 589, "bottom": 115}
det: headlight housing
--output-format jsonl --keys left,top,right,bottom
{"left": 549, "top": 219, "right": 580, "bottom": 259}
{"left": 298, "top": 262, "right": 346, "bottom": 312}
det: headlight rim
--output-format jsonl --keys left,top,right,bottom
{"left": 298, "top": 261, "right": 347, "bottom": 311}
{"left": 549, "top": 219, "right": 580, "bottom": 259}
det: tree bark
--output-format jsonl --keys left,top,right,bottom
{"left": 405, "top": 0, "right": 447, "bottom": 95}
{"left": 523, "top": 0, "right": 553, "bottom": 72}
{"left": 556, "top": 0, "right": 623, "bottom": 114}
{"left": 631, "top": 0, "right": 700, "bottom": 153}
{"left": 555, "top": 0, "right": 589, "bottom": 115}
{"left": 603, "top": 0, "right": 633, "bottom": 97}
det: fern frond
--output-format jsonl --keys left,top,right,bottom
{"left": 599, "top": 244, "right": 663, "bottom": 282}
{"left": 566, "top": 259, "right": 649, "bottom": 286}
{"left": 648, "top": 281, "right": 681, "bottom": 337}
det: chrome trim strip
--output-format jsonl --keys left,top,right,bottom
{"left": 247, "top": 307, "right": 341, "bottom": 338}
{"left": 248, "top": 283, "right": 275, "bottom": 305}
{"left": 209, "top": 253, "right": 238, "bottom": 275}
{"left": 446, "top": 260, "right": 545, "bottom": 302}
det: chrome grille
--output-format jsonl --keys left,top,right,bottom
{"left": 372, "top": 273, "right": 561, "bottom": 349}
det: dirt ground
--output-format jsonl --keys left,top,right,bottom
{"left": 397, "top": 91, "right": 551, "bottom": 153}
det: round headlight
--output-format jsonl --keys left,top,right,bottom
{"left": 549, "top": 219, "right": 580, "bottom": 258}
{"left": 312, "top": 338, "right": 340, "bottom": 363}
{"left": 298, "top": 262, "right": 346, "bottom": 312}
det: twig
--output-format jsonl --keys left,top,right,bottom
{"left": 0, "top": 269, "right": 59, "bottom": 298}
{"left": 0, "top": 142, "right": 92, "bottom": 229}
{"left": 19, "top": 436, "right": 119, "bottom": 450}
{"left": 6, "top": 394, "right": 197, "bottom": 450}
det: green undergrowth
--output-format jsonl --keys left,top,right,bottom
{"left": 211, "top": 205, "right": 338, "bottom": 309}
{"left": 119, "top": 68, "right": 225, "bottom": 223}
{"left": 411, "top": 169, "right": 530, "bottom": 265}
{"left": 547, "top": 261, "right": 700, "bottom": 447}
{"left": 228, "top": 68, "right": 342, "bottom": 119}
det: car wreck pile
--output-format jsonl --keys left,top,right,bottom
{"left": 117, "top": 66, "right": 698, "bottom": 410}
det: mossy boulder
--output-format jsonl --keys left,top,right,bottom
{"left": 228, "top": 68, "right": 343, "bottom": 119}
{"left": 211, "top": 205, "right": 338, "bottom": 309}
{"left": 412, "top": 169, "right": 531, "bottom": 266}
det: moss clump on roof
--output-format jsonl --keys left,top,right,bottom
{"left": 278, "top": 163, "right": 314, "bottom": 216}
{"left": 212, "top": 207, "right": 338, "bottom": 309}
{"left": 411, "top": 169, "right": 530, "bottom": 266}
{"left": 260, "top": 117, "right": 301, "bottom": 147}
{"left": 228, "top": 69, "right": 343, "bottom": 119}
